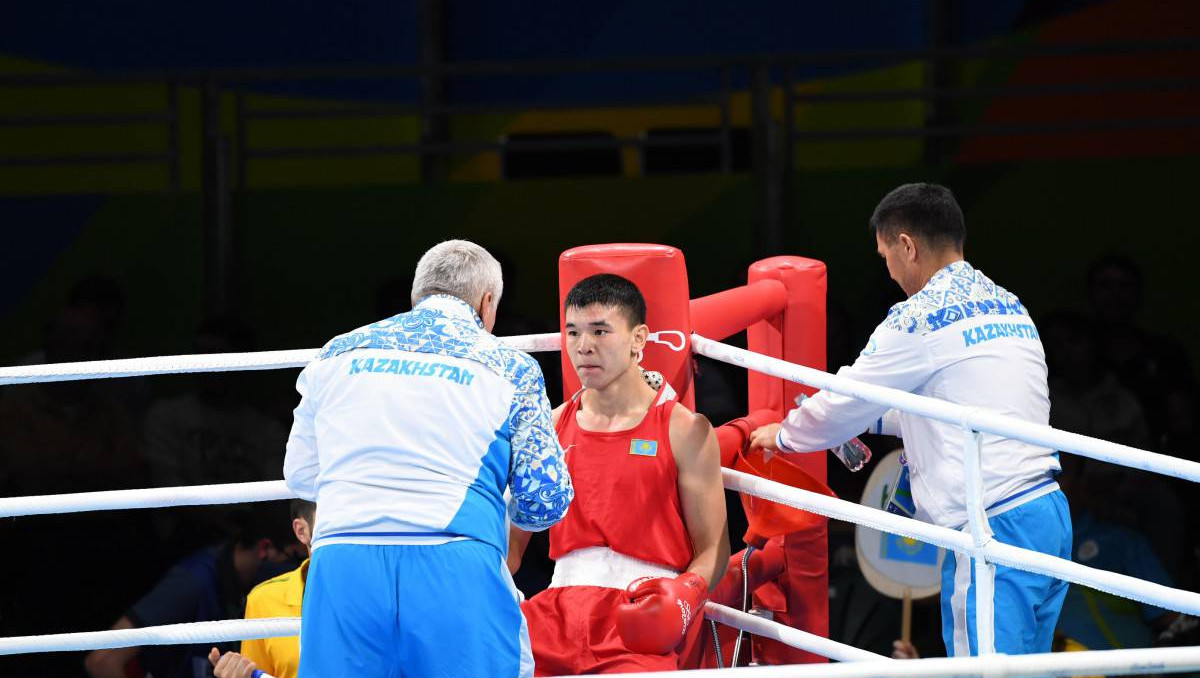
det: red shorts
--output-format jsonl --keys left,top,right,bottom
{"left": 521, "top": 586, "right": 704, "bottom": 676}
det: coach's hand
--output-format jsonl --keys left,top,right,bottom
{"left": 749, "top": 423, "right": 781, "bottom": 453}
{"left": 208, "top": 648, "right": 265, "bottom": 678}
{"left": 615, "top": 573, "right": 708, "bottom": 654}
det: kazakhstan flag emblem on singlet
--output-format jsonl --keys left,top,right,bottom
{"left": 630, "top": 439, "right": 658, "bottom": 457}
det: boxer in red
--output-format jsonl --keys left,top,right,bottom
{"left": 510, "top": 273, "right": 730, "bottom": 675}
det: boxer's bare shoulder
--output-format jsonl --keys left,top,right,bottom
{"left": 668, "top": 404, "right": 716, "bottom": 463}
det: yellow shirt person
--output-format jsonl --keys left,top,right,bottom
{"left": 239, "top": 559, "right": 308, "bottom": 678}
{"left": 210, "top": 500, "right": 314, "bottom": 678}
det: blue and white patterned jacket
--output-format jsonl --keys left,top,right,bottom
{"left": 777, "top": 261, "right": 1059, "bottom": 529}
{"left": 284, "top": 295, "right": 573, "bottom": 553}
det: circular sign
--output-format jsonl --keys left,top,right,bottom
{"left": 855, "top": 449, "right": 944, "bottom": 599}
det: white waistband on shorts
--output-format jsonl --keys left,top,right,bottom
{"left": 549, "top": 546, "right": 680, "bottom": 590}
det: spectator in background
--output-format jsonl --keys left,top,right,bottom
{"left": 64, "top": 274, "right": 152, "bottom": 415}
{"left": 84, "top": 504, "right": 301, "bottom": 678}
{"left": 1055, "top": 458, "right": 1197, "bottom": 650}
{"left": 1042, "top": 309, "right": 1187, "bottom": 581}
{"left": 14, "top": 274, "right": 125, "bottom": 367}
{"left": 208, "top": 500, "right": 316, "bottom": 678}
{"left": 1158, "top": 384, "right": 1200, "bottom": 591}
{"left": 67, "top": 274, "right": 126, "bottom": 351}
{"left": 142, "top": 317, "right": 288, "bottom": 557}
{"left": 0, "top": 302, "right": 148, "bottom": 678}
{"left": 1086, "top": 255, "right": 1195, "bottom": 440}
{"left": 1042, "top": 312, "right": 1150, "bottom": 449}
{"left": 143, "top": 317, "right": 286, "bottom": 489}
{"left": 0, "top": 305, "right": 143, "bottom": 495}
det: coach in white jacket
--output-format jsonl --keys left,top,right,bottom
{"left": 284, "top": 240, "right": 573, "bottom": 678}
{"left": 752, "top": 183, "right": 1070, "bottom": 658}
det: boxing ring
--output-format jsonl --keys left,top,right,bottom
{"left": 2, "top": 245, "right": 1200, "bottom": 678}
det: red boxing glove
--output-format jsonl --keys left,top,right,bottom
{"left": 615, "top": 572, "right": 708, "bottom": 654}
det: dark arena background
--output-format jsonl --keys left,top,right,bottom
{"left": 1, "top": 1, "right": 1198, "bottom": 676}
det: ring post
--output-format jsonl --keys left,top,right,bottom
{"left": 744, "top": 256, "right": 829, "bottom": 665}
{"left": 962, "top": 428, "right": 996, "bottom": 655}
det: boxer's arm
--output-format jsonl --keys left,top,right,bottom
{"left": 616, "top": 409, "right": 724, "bottom": 654}
{"left": 283, "top": 367, "right": 320, "bottom": 500}
{"left": 709, "top": 538, "right": 787, "bottom": 607}
{"left": 775, "top": 327, "right": 933, "bottom": 453}
{"left": 507, "top": 357, "right": 573, "bottom": 531}
{"left": 671, "top": 407, "right": 730, "bottom": 587}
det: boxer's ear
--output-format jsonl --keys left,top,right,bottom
{"left": 630, "top": 322, "right": 649, "bottom": 357}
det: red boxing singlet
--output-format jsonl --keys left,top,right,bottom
{"left": 550, "top": 391, "right": 693, "bottom": 572}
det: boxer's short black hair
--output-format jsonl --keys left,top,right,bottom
{"left": 564, "top": 274, "right": 647, "bottom": 327}
{"left": 870, "top": 183, "right": 965, "bottom": 250}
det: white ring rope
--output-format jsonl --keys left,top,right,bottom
{"left": 0, "top": 607, "right": 874, "bottom": 662}
{"left": 3, "top": 331, "right": 1191, "bottom": 485}
{"left": 3, "top": 614, "right": 1197, "bottom": 678}
{"left": 591, "top": 647, "right": 1200, "bottom": 678}
{"left": 5, "top": 469, "right": 1196, "bottom": 618}
{"left": 722, "top": 468, "right": 1200, "bottom": 616}
{"left": 0, "top": 480, "right": 293, "bottom": 519}
{"left": 0, "top": 333, "right": 562, "bottom": 386}
{"left": 2, "top": 330, "right": 1195, "bottom": 482}
{"left": 2, "top": 332, "right": 1198, "bottom": 667}
{"left": 691, "top": 334, "right": 1200, "bottom": 483}
{"left": 0, "top": 349, "right": 318, "bottom": 386}
{"left": 704, "top": 603, "right": 887, "bottom": 663}
{"left": 0, "top": 618, "right": 300, "bottom": 655}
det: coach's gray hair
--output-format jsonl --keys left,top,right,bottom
{"left": 411, "top": 240, "right": 504, "bottom": 309}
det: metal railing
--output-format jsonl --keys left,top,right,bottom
{"left": 4, "top": 38, "right": 1198, "bottom": 186}
{"left": 3, "top": 37, "right": 1198, "bottom": 315}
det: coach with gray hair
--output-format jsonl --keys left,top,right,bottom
{"left": 284, "top": 239, "right": 573, "bottom": 678}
